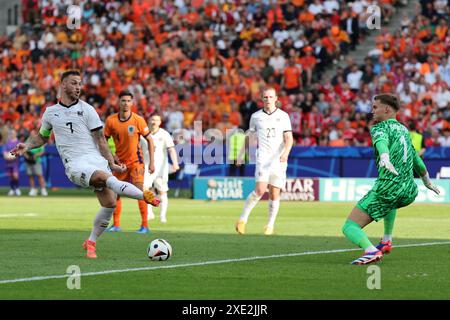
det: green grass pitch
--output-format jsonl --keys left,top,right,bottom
{"left": 0, "top": 191, "right": 449, "bottom": 300}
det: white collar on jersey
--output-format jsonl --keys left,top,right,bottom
{"left": 262, "top": 107, "right": 278, "bottom": 115}
{"left": 58, "top": 99, "right": 79, "bottom": 108}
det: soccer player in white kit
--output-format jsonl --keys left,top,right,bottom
{"left": 235, "top": 87, "right": 293, "bottom": 235}
{"left": 142, "top": 114, "right": 180, "bottom": 223}
{"left": 10, "top": 70, "right": 158, "bottom": 259}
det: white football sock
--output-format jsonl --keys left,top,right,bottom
{"left": 147, "top": 204, "right": 155, "bottom": 219}
{"left": 160, "top": 193, "right": 168, "bottom": 222}
{"left": 89, "top": 206, "right": 115, "bottom": 242}
{"left": 382, "top": 235, "right": 392, "bottom": 242}
{"left": 239, "top": 191, "right": 262, "bottom": 223}
{"left": 267, "top": 199, "right": 280, "bottom": 228}
{"left": 106, "top": 176, "right": 143, "bottom": 200}
{"left": 365, "top": 245, "right": 379, "bottom": 253}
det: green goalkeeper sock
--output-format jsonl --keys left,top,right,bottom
{"left": 342, "top": 220, "right": 375, "bottom": 251}
{"left": 382, "top": 209, "right": 396, "bottom": 242}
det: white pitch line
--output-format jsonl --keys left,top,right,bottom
{"left": 1, "top": 241, "right": 449, "bottom": 285}
{"left": 0, "top": 213, "right": 38, "bottom": 218}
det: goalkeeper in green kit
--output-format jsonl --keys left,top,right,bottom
{"left": 342, "top": 94, "right": 440, "bottom": 265}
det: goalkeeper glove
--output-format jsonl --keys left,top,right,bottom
{"left": 421, "top": 172, "right": 440, "bottom": 195}
{"left": 379, "top": 153, "right": 399, "bottom": 176}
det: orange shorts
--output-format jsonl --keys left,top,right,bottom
{"left": 114, "top": 162, "right": 145, "bottom": 185}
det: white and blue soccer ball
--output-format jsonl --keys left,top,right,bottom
{"left": 147, "top": 239, "right": 172, "bottom": 261}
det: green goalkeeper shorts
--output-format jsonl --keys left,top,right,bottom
{"left": 356, "top": 185, "right": 418, "bottom": 221}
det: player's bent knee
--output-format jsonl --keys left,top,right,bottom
{"left": 98, "top": 196, "right": 116, "bottom": 208}
{"left": 254, "top": 187, "right": 266, "bottom": 197}
{"left": 90, "top": 170, "right": 110, "bottom": 188}
{"left": 104, "top": 203, "right": 116, "bottom": 209}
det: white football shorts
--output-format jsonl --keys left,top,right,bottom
{"left": 64, "top": 154, "right": 111, "bottom": 189}
{"left": 254, "top": 160, "right": 287, "bottom": 189}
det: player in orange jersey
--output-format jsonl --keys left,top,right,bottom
{"left": 104, "top": 90, "right": 159, "bottom": 234}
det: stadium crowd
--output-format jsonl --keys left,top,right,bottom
{"left": 0, "top": 0, "right": 449, "bottom": 149}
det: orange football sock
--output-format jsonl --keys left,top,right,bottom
{"left": 113, "top": 196, "right": 122, "bottom": 227}
{"left": 138, "top": 200, "right": 148, "bottom": 228}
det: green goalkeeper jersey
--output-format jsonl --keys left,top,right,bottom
{"left": 370, "top": 119, "right": 417, "bottom": 195}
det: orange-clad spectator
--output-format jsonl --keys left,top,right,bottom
{"left": 329, "top": 130, "right": 346, "bottom": 146}
{"left": 342, "top": 120, "right": 357, "bottom": 141}
{"left": 163, "top": 42, "right": 186, "bottom": 63}
{"left": 3, "top": 107, "right": 20, "bottom": 123}
{"left": 435, "top": 19, "right": 448, "bottom": 41}
{"left": 211, "top": 94, "right": 231, "bottom": 114}
{"left": 382, "top": 42, "right": 395, "bottom": 60}
{"left": 203, "top": 42, "right": 217, "bottom": 63}
{"left": 292, "top": 0, "right": 305, "bottom": 7}
{"left": 240, "top": 26, "right": 255, "bottom": 42}
{"left": 298, "top": 9, "right": 314, "bottom": 24}
{"left": 416, "top": 22, "right": 433, "bottom": 40}
{"left": 41, "top": 1, "right": 57, "bottom": 26}
{"left": 249, "top": 73, "right": 266, "bottom": 98}
{"left": 184, "top": 9, "right": 200, "bottom": 26}
{"left": 419, "top": 57, "right": 439, "bottom": 75}
{"left": 221, "top": 86, "right": 240, "bottom": 105}
{"left": 350, "top": 113, "right": 367, "bottom": 129}
{"left": 55, "top": 27, "right": 69, "bottom": 46}
{"left": 29, "top": 89, "right": 45, "bottom": 110}
{"left": 204, "top": 2, "right": 219, "bottom": 18}
{"left": 191, "top": 0, "right": 204, "bottom": 8}
{"left": 299, "top": 47, "right": 317, "bottom": 87}
{"left": 228, "top": 100, "right": 242, "bottom": 127}
{"left": 321, "top": 35, "right": 336, "bottom": 55}
{"left": 405, "top": 96, "right": 422, "bottom": 119}
{"left": 267, "top": 4, "right": 284, "bottom": 29}
{"left": 330, "top": 26, "right": 350, "bottom": 56}
{"left": 282, "top": 59, "right": 303, "bottom": 95}
{"left": 131, "top": 0, "right": 152, "bottom": 23}
{"left": 215, "top": 113, "right": 234, "bottom": 138}
{"left": 183, "top": 102, "right": 197, "bottom": 128}
{"left": 427, "top": 37, "right": 447, "bottom": 61}
{"left": 375, "top": 29, "right": 394, "bottom": 50}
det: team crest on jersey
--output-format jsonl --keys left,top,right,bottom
{"left": 128, "top": 126, "right": 135, "bottom": 135}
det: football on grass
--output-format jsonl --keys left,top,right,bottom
{"left": 147, "top": 239, "right": 172, "bottom": 261}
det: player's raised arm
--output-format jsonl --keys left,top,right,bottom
{"left": 413, "top": 150, "right": 440, "bottom": 195}
{"left": 10, "top": 129, "right": 49, "bottom": 157}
